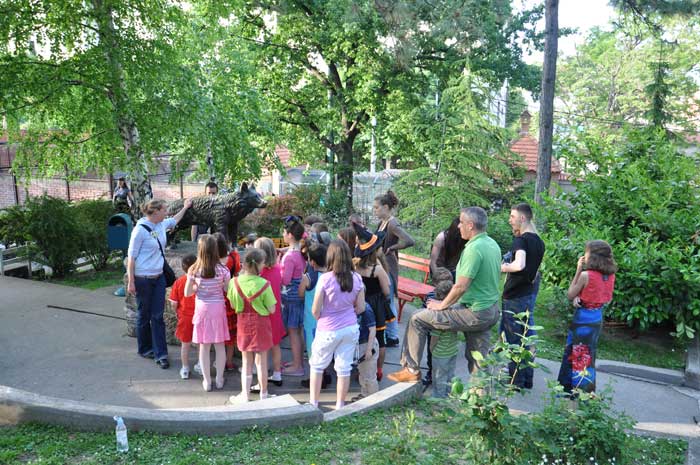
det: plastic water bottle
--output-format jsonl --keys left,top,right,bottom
{"left": 114, "top": 416, "right": 129, "bottom": 452}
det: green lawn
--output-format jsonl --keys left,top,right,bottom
{"left": 0, "top": 401, "right": 687, "bottom": 465}
{"left": 48, "top": 264, "right": 125, "bottom": 290}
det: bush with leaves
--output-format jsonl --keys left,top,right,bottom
{"left": 240, "top": 194, "right": 307, "bottom": 238}
{"left": 0, "top": 205, "right": 31, "bottom": 246}
{"left": 22, "top": 195, "right": 83, "bottom": 278}
{"left": 73, "top": 200, "right": 116, "bottom": 271}
{"left": 450, "top": 312, "right": 636, "bottom": 464}
{"left": 540, "top": 127, "right": 700, "bottom": 338}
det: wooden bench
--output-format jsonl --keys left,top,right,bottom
{"left": 396, "top": 253, "right": 434, "bottom": 322}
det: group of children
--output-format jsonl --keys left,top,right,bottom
{"left": 167, "top": 214, "right": 390, "bottom": 406}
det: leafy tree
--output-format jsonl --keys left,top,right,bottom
{"left": 392, "top": 75, "right": 521, "bottom": 240}
{"left": 556, "top": 16, "right": 700, "bottom": 134}
{"left": 215, "top": 0, "right": 543, "bottom": 210}
{"left": 0, "top": 1, "right": 272, "bottom": 214}
{"left": 540, "top": 127, "right": 700, "bottom": 338}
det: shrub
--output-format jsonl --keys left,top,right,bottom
{"left": 241, "top": 194, "right": 306, "bottom": 238}
{"left": 540, "top": 127, "right": 700, "bottom": 337}
{"left": 24, "top": 195, "right": 82, "bottom": 278}
{"left": 0, "top": 205, "right": 31, "bottom": 246}
{"left": 73, "top": 200, "right": 116, "bottom": 271}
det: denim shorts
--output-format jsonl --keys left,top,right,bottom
{"left": 282, "top": 298, "right": 305, "bottom": 329}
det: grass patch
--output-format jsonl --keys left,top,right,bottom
{"left": 534, "top": 285, "right": 687, "bottom": 370}
{"left": 47, "top": 264, "right": 125, "bottom": 290}
{"left": 0, "top": 400, "right": 687, "bottom": 465}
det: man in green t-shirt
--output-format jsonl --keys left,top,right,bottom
{"left": 388, "top": 207, "right": 501, "bottom": 383}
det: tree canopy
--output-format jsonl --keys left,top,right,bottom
{"left": 212, "top": 0, "right": 543, "bottom": 209}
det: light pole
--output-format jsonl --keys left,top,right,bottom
{"left": 370, "top": 116, "right": 377, "bottom": 174}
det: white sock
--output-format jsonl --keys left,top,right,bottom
{"left": 270, "top": 371, "right": 282, "bottom": 381}
{"left": 336, "top": 401, "right": 345, "bottom": 409}
{"left": 260, "top": 392, "right": 269, "bottom": 399}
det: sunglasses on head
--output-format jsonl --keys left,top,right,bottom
{"left": 284, "top": 215, "right": 301, "bottom": 224}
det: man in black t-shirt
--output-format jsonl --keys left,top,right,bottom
{"left": 500, "top": 203, "right": 545, "bottom": 389}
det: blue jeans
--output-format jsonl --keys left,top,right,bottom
{"left": 385, "top": 275, "right": 399, "bottom": 340}
{"left": 500, "top": 293, "right": 537, "bottom": 388}
{"left": 432, "top": 354, "right": 457, "bottom": 398}
{"left": 135, "top": 274, "right": 168, "bottom": 361}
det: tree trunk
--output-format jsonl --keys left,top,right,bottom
{"left": 534, "top": 0, "right": 559, "bottom": 206}
{"left": 93, "top": 0, "right": 152, "bottom": 217}
{"left": 336, "top": 142, "right": 354, "bottom": 213}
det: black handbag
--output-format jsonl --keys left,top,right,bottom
{"left": 140, "top": 224, "right": 176, "bottom": 287}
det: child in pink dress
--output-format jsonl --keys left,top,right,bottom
{"left": 185, "top": 235, "right": 231, "bottom": 392}
{"left": 280, "top": 216, "right": 307, "bottom": 376}
{"left": 253, "top": 237, "right": 286, "bottom": 389}
{"left": 227, "top": 248, "right": 277, "bottom": 403}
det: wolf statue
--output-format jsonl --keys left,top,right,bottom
{"left": 166, "top": 182, "right": 267, "bottom": 245}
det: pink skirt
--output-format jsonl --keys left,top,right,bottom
{"left": 192, "top": 300, "right": 230, "bottom": 344}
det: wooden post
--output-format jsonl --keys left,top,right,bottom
{"left": 180, "top": 173, "right": 184, "bottom": 199}
{"left": 12, "top": 172, "right": 19, "bottom": 205}
{"left": 534, "top": 0, "right": 559, "bottom": 206}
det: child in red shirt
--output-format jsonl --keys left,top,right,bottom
{"left": 169, "top": 254, "right": 197, "bottom": 380}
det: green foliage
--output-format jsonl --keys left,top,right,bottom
{"left": 556, "top": 15, "right": 700, "bottom": 134}
{"left": 541, "top": 127, "right": 700, "bottom": 337}
{"left": 0, "top": 205, "right": 31, "bottom": 246}
{"left": 241, "top": 195, "right": 307, "bottom": 238}
{"left": 452, "top": 314, "right": 641, "bottom": 465}
{"left": 72, "top": 200, "right": 116, "bottom": 271}
{"left": 22, "top": 196, "right": 82, "bottom": 278}
{"left": 215, "top": 0, "right": 543, "bottom": 210}
{"left": 0, "top": 1, "right": 273, "bottom": 191}
{"left": 392, "top": 75, "right": 520, "bottom": 232}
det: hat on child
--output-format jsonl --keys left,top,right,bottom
{"left": 352, "top": 221, "right": 385, "bottom": 258}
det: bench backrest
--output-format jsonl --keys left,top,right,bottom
{"left": 398, "top": 252, "right": 430, "bottom": 284}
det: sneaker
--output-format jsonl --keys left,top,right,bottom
{"left": 229, "top": 393, "right": 249, "bottom": 404}
{"left": 180, "top": 366, "right": 190, "bottom": 379}
{"left": 268, "top": 374, "right": 283, "bottom": 387}
{"left": 387, "top": 368, "right": 420, "bottom": 383}
{"left": 250, "top": 383, "right": 261, "bottom": 393}
{"left": 376, "top": 368, "right": 383, "bottom": 382}
{"left": 422, "top": 373, "right": 432, "bottom": 387}
{"left": 193, "top": 363, "right": 202, "bottom": 375}
{"left": 156, "top": 358, "right": 170, "bottom": 369}
{"left": 385, "top": 337, "right": 400, "bottom": 347}
{"left": 351, "top": 393, "right": 365, "bottom": 402}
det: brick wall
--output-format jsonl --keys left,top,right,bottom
{"left": 0, "top": 172, "right": 208, "bottom": 209}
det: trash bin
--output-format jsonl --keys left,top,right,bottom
{"left": 107, "top": 213, "right": 133, "bottom": 251}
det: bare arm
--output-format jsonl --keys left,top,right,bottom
{"left": 375, "top": 265, "right": 391, "bottom": 297}
{"left": 354, "top": 288, "right": 366, "bottom": 315}
{"left": 427, "top": 275, "right": 472, "bottom": 310}
{"left": 298, "top": 274, "right": 309, "bottom": 299}
{"left": 567, "top": 257, "right": 589, "bottom": 301}
{"left": 312, "top": 286, "right": 323, "bottom": 320}
{"left": 127, "top": 257, "right": 136, "bottom": 295}
{"left": 184, "top": 272, "right": 198, "bottom": 297}
{"left": 365, "top": 326, "right": 376, "bottom": 359}
{"left": 171, "top": 198, "right": 193, "bottom": 225}
{"left": 386, "top": 221, "right": 415, "bottom": 252}
{"left": 429, "top": 232, "right": 445, "bottom": 276}
{"left": 501, "top": 250, "right": 527, "bottom": 273}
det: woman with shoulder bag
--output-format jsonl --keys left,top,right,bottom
{"left": 127, "top": 198, "right": 192, "bottom": 369}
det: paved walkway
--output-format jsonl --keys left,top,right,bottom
{"left": 1, "top": 275, "right": 699, "bottom": 441}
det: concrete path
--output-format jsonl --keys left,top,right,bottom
{"left": 1, "top": 275, "right": 699, "bottom": 441}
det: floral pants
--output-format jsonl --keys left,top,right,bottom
{"left": 557, "top": 306, "right": 603, "bottom": 393}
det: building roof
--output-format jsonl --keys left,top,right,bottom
{"left": 510, "top": 133, "right": 562, "bottom": 174}
{"left": 274, "top": 145, "right": 292, "bottom": 168}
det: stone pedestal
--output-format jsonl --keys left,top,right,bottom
{"left": 124, "top": 241, "right": 199, "bottom": 346}
{"left": 684, "top": 334, "right": 700, "bottom": 389}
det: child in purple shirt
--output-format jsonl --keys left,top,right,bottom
{"left": 309, "top": 240, "right": 365, "bottom": 410}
